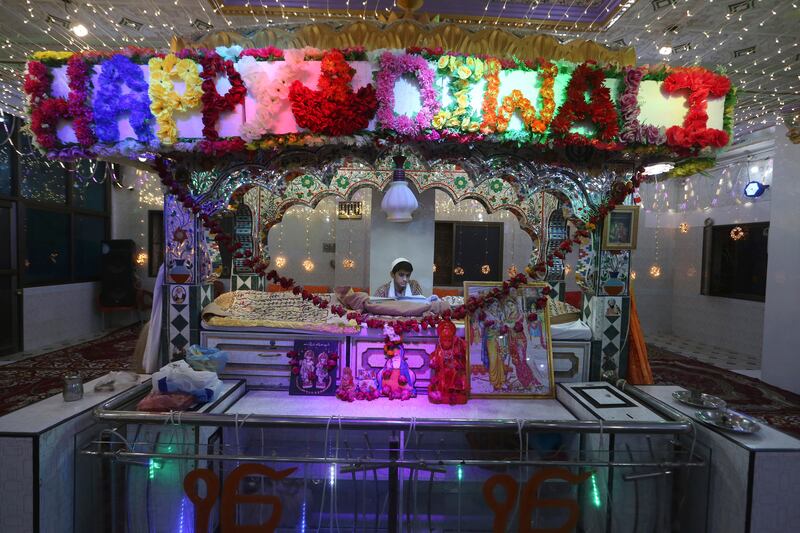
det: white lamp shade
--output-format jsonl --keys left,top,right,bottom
{"left": 381, "top": 181, "right": 418, "bottom": 222}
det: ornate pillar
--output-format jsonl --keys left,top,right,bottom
{"left": 161, "top": 194, "right": 216, "bottom": 364}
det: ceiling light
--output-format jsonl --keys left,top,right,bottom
{"left": 71, "top": 24, "right": 89, "bottom": 37}
{"left": 643, "top": 162, "right": 675, "bottom": 175}
{"left": 743, "top": 181, "right": 769, "bottom": 198}
{"left": 659, "top": 46, "right": 673, "bottom": 56}
{"left": 380, "top": 154, "right": 418, "bottom": 222}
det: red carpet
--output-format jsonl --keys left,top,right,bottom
{"left": 0, "top": 325, "right": 141, "bottom": 417}
{"left": 648, "top": 344, "right": 800, "bottom": 439}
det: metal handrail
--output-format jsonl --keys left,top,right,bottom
{"left": 80, "top": 447, "right": 705, "bottom": 469}
{"left": 93, "top": 381, "right": 694, "bottom": 435}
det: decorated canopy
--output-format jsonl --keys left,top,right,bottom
{"left": 24, "top": 45, "right": 735, "bottom": 169}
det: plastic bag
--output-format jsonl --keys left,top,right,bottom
{"left": 185, "top": 345, "right": 228, "bottom": 374}
{"left": 152, "top": 360, "right": 223, "bottom": 403}
{"left": 136, "top": 391, "right": 197, "bottom": 412}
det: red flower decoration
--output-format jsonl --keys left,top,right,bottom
{"left": 663, "top": 68, "right": 731, "bottom": 150}
{"left": 289, "top": 49, "right": 378, "bottom": 136}
{"left": 199, "top": 53, "right": 247, "bottom": 141}
{"left": 551, "top": 63, "right": 619, "bottom": 145}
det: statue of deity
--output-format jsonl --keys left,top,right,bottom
{"left": 336, "top": 368, "right": 357, "bottom": 402}
{"left": 378, "top": 326, "right": 417, "bottom": 400}
{"left": 428, "top": 319, "right": 468, "bottom": 404}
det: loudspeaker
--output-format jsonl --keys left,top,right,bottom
{"left": 100, "top": 239, "right": 136, "bottom": 307}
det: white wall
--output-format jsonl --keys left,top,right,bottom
{"left": 762, "top": 125, "right": 800, "bottom": 394}
{"left": 370, "top": 188, "right": 435, "bottom": 294}
{"left": 112, "top": 167, "right": 163, "bottom": 292}
{"left": 22, "top": 282, "right": 104, "bottom": 351}
{"left": 20, "top": 166, "right": 159, "bottom": 351}
{"left": 632, "top": 151, "right": 773, "bottom": 355}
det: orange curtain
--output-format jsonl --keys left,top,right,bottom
{"left": 626, "top": 282, "right": 654, "bottom": 385}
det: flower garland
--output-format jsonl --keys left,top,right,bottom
{"left": 153, "top": 155, "right": 643, "bottom": 335}
{"left": 618, "top": 67, "right": 664, "bottom": 145}
{"left": 199, "top": 53, "right": 247, "bottom": 140}
{"left": 94, "top": 54, "right": 155, "bottom": 144}
{"left": 375, "top": 52, "right": 440, "bottom": 136}
{"left": 288, "top": 49, "right": 377, "bottom": 136}
{"left": 551, "top": 62, "right": 620, "bottom": 147}
{"left": 662, "top": 68, "right": 731, "bottom": 149}
{"left": 432, "top": 55, "right": 484, "bottom": 132}
{"left": 148, "top": 54, "right": 203, "bottom": 145}
{"left": 66, "top": 55, "right": 96, "bottom": 147}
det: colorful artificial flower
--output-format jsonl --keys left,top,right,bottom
{"left": 662, "top": 67, "right": 732, "bottom": 150}
{"left": 618, "top": 66, "right": 665, "bottom": 145}
{"left": 199, "top": 52, "right": 247, "bottom": 140}
{"left": 375, "top": 52, "right": 440, "bottom": 136}
{"left": 94, "top": 54, "right": 155, "bottom": 144}
{"left": 289, "top": 49, "right": 377, "bottom": 136}
{"left": 148, "top": 54, "right": 203, "bottom": 145}
{"left": 551, "top": 62, "right": 620, "bottom": 146}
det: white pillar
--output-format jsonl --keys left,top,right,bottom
{"left": 761, "top": 125, "right": 800, "bottom": 394}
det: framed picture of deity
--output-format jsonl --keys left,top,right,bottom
{"left": 602, "top": 205, "right": 639, "bottom": 250}
{"left": 288, "top": 339, "right": 339, "bottom": 396}
{"left": 464, "top": 282, "right": 555, "bottom": 399}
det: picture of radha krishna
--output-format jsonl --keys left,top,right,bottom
{"left": 465, "top": 282, "right": 555, "bottom": 399}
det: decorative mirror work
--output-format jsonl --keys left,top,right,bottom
{"left": 165, "top": 195, "right": 196, "bottom": 285}
{"left": 599, "top": 251, "right": 630, "bottom": 297}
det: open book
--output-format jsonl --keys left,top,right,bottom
{"left": 368, "top": 295, "right": 429, "bottom": 303}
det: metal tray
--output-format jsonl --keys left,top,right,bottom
{"left": 695, "top": 408, "right": 761, "bottom": 434}
{"left": 673, "top": 390, "right": 725, "bottom": 409}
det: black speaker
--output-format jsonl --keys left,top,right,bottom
{"left": 100, "top": 239, "right": 136, "bottom": 307}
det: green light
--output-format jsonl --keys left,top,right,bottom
{"left": 148, "top": 458, "right": 163, "bottom": 480}
{"left": 590, "top": 472, "right": 602, "bottom": 508}
{"left": 457, "top": 465, "right": 463, "bottom": 481}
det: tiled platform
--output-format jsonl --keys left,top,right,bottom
{"left": 647, "top": 333, "right": 760, "bottom": 370}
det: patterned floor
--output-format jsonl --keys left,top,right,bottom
{"left": 648, "top": 344, "right": 799, "bottom": 439}
{"left": 0, "top": 328, "right": 131, "bottom": 367}
{"left": 647, "top": 333, "right": 761, "bottom": 370}
{"left": 0, "top": 325, "right": 140, "bottom": 417}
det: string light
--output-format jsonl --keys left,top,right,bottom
{"left": 302, "top": 258, "right": 315, "bottom": 272}
{"left": 679, "top": 222, "right": 689, "bottom": 234}
{"left": 730, "top": 226, "right": 745, "bottom": 240}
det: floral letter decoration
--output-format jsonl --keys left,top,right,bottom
{"left": 24, "top": 55, "right": 95, "bottom": 149}
{"left": 551, "top": 62, "right": 620, "bottom": 147}
{"left": 288, "top": 49, "right": 377, "bottom": 136}
{"left": 618, "top": 66, "right": 664, "bottom": 145}
{"left": 375, "top": 52, "right": 440, "bottom": 136}
{"left": 432, "top": 55, "right": 485, "bottom": 132}
{"left": 199, "top": 53, "right": 246, "bottom": 140}
{"left": 481, "top": 59, "right": 558, "bottom": 137}
{"left": 148, "top": 54, "right": 203, "bottom": 145}
{"left": 94, "top": 54, "right": 155, "bottom": 144}
{"left": 238, "top": 49, "right": 309, "bottom": 141}
{"left": 662, "top": 68, "right": 731, "bottom": 149}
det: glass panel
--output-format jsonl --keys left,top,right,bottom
{"left": 74, "top": 215, "right": 106, "bottom": 280}
{"left": 0, "top": 141, "right": 10, "bottom": 197}
{"left": 24, "top": 209, "right": 70, "bottom": 284}
{"left": 18, "top": 137, "right": 67, "bottom": 204}
{"left": 72, "top": 160, "right": 107, "bottom": 211}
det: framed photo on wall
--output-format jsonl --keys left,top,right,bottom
{"left": 602, "top": 206, "right": 639, "bottom": 250}
{"left": 464, "top": 282, "right": 555, "bottom": 399}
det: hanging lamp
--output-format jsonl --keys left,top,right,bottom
{"left": 380, "top": 154, "right": 418, "bottom": 222}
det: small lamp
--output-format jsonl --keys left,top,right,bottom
{"left": 380, "top": 154, "right": 418, "bottom": 222}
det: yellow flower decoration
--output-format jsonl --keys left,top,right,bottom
{"left": 435, "top": 55, "right": 485, "bottom": 132}
{"left": 148, "top": 54, "right": 202, "bottom": 145}
{"left": 32, "top": 51, "right": 74, "bottom": 62}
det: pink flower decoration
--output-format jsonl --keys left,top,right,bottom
{"left": 375, "top": 52, "right": 440, "bottom": 136}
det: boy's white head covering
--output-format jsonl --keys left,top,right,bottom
{"left": 391, "top": 257, "right": 413, "bottom": 273}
